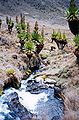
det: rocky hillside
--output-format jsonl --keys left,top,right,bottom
{"left": 0, "top": 0, "right": 79, "bottom": 24}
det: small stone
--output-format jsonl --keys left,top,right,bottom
{"left": 12, "top": 54, "right": 17, "bottom": 59}
{"left": 40, "top": 50, "right": 50, "bottom": 59}
{"left": 51, "top": 46, "right": 56, "bottom": 51}
{"left": 0, "top": 84, "right": 3, "bottom": 96}
{"left": 44, "top": 78, "right": 56, "bottom": 85}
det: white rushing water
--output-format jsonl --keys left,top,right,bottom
{"left": 0, "top": 71, "right": 64, "bottom": 120}
{"left": 18, "top": 90, "right": 48, "bottom": 113}
{"left": 0, "top": 83, "right": 48, "bottom": 117}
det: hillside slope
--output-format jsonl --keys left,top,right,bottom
{"left": 0, "top": 0, "right": 79, "bottom": 24}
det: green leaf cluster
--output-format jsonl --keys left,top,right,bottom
{"left": 74, "top": 35, "right": 79, "bottom": 47}
{"left": 66, "top": 0, "right": 79, "bottom": 21}
{"left": 52, "top": 30, "right": 67, "bottom": 41}
{"left": 32, "top": 21, "right": 44, "bottom": 44}
{"left": 6, "top": 68, "right": 15, "bottom": 76}
{"left": 16, "top": 23, "right": 26, "bottom": 33}
{"left": 8, "top": 20, "right": 14, "bottom": 27}
{"left": 24, "top": 40, "right": 35, "bottom": 51}
{"left": 51, "top": 29, "right": 58, "bottom": 39}
{"left": 17, "top": 20, "right": 45, "bottom": 53}
{"left": 32, "top": 32, "right": 44, "bottom": 44}
{"left": 17, "top": 31, "right": 27, "bottom": 41}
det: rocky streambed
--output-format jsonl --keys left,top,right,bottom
{"left": 0, "top": 69, "right": 64, "bottom": 120}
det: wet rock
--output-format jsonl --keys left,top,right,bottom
{"left": 27, "top": 80, "right": 33, "bottom": 84}
{"left": 26, "top": 79, "right": 48, "bottom": 94}
{"left": 0, "top": 84, "right": 3, "bottom": 96}
{"left": 43, "top": 78, "right": 57, "bottom": 88}
{"left": 51, "top": 116, "right": 61, "bottom": 120}
{"left": 44, "top": 78, "right": 56, "bottom": 85}
{"left": 54, "top": 86, "right": 62, "bottom": 98}
{"left": 4, "top": 92, "right": 34, "bottom": 120}
{"left": 35, "top": 76, "right": 44, "bottom": 83}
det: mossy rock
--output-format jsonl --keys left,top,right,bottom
{"left": 4, "top": 74, "right": 20, "bottom": 89}
{"left": 0, "top": 86, "right": 3, "bottom": 96}
{"left": 25, "top": 69, "right": 32, "bottom": 76}
{"left": 6, "top": 68, "right": 15, "bottom": 76}
{"left": 40, "top": 51, "right": 49, "bottom": 59}
{"left": 42, "top": 75, "right": 48, "bottom": 80}
{"left": 0, "top": 69, "right": 3, "bottom": 73}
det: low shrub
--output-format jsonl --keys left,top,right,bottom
{"left": 6, "top": 68, "right": 15, "bottom": 76}
{"left": 24, "top": 40, "right": 35, "bottom": 52}
{"left": 74, "top": 34, "right": 79, "bottom": 47}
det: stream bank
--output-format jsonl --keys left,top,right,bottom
{"left": 0, "top": 69, "right": 64, "bottom": 120}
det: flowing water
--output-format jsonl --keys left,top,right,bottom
{"left": 0, "top": 70, "right": 64, "bottom": 120}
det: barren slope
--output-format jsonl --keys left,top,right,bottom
{"left": 0, "top": 0, "right": 79, "bottom": 25}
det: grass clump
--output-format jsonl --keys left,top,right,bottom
{"left": 74, "top": 35, "right": 79, "bottom": 47}
{"left": 16, "top": 23, "right": 26, "bottom": 33}
{"left": 51, "top": 29, "right": 58, "bottom": 39}
{"left": 6, "top": 68, "right": 15, "bottom": 76}
{"left": 17, "top": 31, "right": 27, "bottom": 41}
{"left": 25, "top": 69, "right": 32, "bottom": 76}
{"left": 52, "top": 30, "right": 67, "bottom": 41}
{"left": 0, "top": 87, "right": 3, "bottom": 96}
{"left": 24, "top": 40, "right": 35, "bottom": 52}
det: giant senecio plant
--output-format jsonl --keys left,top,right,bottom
{"left": 66, "top": 0, "right": 79, "bottom": 35}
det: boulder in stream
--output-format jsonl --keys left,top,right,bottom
{"left": 4, "top": 92, "right": 37, "bottom": 120}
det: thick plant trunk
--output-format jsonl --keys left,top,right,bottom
{"left": 52, "top": 38, "right": 67, "bottom": 50}
{"left": 74, "top": 48, "right": 79, "bottom": 64}
{"left": 68, "top": 19, "right": 79, "bottom": 35}
{"left": 76, "top": 56, "right": 79, "bottom": 64}
{"left": 51, "top": 38, "right": 57, "bottom": 43}
{"left": 26, "top": 52, "right": 33, "bottom": 60}
{"left": 36, "top": 43, "right": 44, "bottom": 54}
